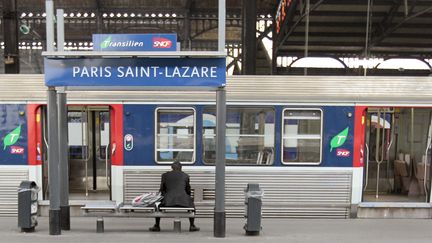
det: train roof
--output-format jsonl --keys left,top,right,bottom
{"left": 1, "top": 74, "right": 432, "bottom": 105}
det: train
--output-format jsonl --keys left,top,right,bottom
{"left": 1, "top": 74, "right": 432, "bottom": 218}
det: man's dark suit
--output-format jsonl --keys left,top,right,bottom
{"left": 149, "top": 163, "right": 199, "bottom": 232}
{"left": 160, "top": 170, "right": 195, "bottom": 208}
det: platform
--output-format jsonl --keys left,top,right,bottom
{"left": 357, "top": 202, "right": 432, "bottom": 219}
{"left": 4, "top": 217, "right": 432, "bottom": 243}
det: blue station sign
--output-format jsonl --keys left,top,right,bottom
{"left": 44, "top": 57, "right": 226, "bottom": 87}
{"left": 92, "top": 34, "right": 177, "bottom": 51}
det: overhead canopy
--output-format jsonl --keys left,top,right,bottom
{"left": 5, "top": 0, "right": 429, "bottom": 58}
{"left": 275, "top": 0, "right": 432, "bottom": 58}
{"left": 1, "top": 0, "right": 431, "bottom": 75}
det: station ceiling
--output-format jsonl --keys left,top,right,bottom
{"left": 5, "top": 0, "right": 274, "bottom": 51}
{"left": 0, "top": 0, "right": 431, "bottom": 73}
{"left": 276, "top": 0, "right": 432, "bottom": 59}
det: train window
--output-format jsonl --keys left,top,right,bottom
{"left": 155, "top": 108, "right": 196, "bottom": 164}
{"left": 203, "top": 107, "right": 275, "bottom": 165}
{"left": 282, "top": 109, "right": 322, "bottom": 164}
{"left": 68, "top": 111, "right": 88, "bottom": 160}
{"left": 97, "top": 111, "right": 110, "bottom": 160}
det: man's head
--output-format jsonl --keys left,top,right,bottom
{"left": 172, "top": 160, "right": 182, "bottom": 171}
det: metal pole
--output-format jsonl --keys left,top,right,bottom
{"left": 3, "top": 0, "right": 19, "bottom": 73}
{"left": 55, "top": 12, "right": 69, "bottom": 230}
{"left": 56, "top": 9, "right": 64, "bottom": 51}
{"left": 410, "top": 108, "right": 414, "bottom": 161}
{"left": 215, "top": 1, "right": 227, "bottom": 236}
{"left": 48, "top": 87, "right": 61, "bottom": 235}
{"left": 214, "top": 88, "right": 226, "bottom": 237}
{"left": 45, "top": 0, "right": 55, "bottom": 52}
{"left": 218, "top": 0, "right": 226, "bottom": 53}
{"left": 304, "top": 0, "right": 310, "bottom": 76}
{"left": 57, "top": 89, "right": 69, "bottom": 230}
{"left": 241, "top": 0, "right": 256, "bottom": 74}
{"left": 364, "top": 0, "right": 371, "bottom": 76}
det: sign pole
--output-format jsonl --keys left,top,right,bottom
{"left": 214, "top": 0, "right": 226, "bottom": 238}
{"left": 214, "top": 87, "right": 226, "bottom": 237}
{"left": 45, "top": 0, "right": 54, "bottom": 52}
{"left": 56, "top": 8, "right": 70, "bottom": 231}
{"left": 46, "top": 0, "right": 61, "bottom": 235}
{"left": 47, "top": 87, "right": 61, "bottom": 235}
{"left": 57, "top": 89, "right": 69, "bottom": 230}
{"left": 218, "top": 0, "right": 226, "bottom": 53}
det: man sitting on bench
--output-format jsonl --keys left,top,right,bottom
{"left": 149, "top": 161, "right": 200, "bottom": 232}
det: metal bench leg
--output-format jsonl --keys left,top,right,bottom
{"left": 173, "top": 218, "right": 181, "bottom": 233}
{"left": 97, "top": 217, "right": 104, "bottom": 233}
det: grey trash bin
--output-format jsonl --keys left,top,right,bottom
{"left": 244, "top": 183, "right": 263, "bottom": 236}
{"left": 18, "top": 181, "right": 39, "bottom": 232}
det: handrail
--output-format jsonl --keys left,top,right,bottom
{"left": 363, "top": 143, "right": 370, "bottom": 191}
{"left": 82, "top": 107, "right": 89, "bottom": 198}
{"left": 423, "top": 112, "right": 432, "bottom": 202}
{"left": 42, "top": 108, "right": 49, "bottom": 149}
{"left": 386, "top": 113, "right": 395, "bottom": 191}
{"left": 106, "top": 143, "right": 110, "bottom": 189}
{"left": 375, "top": 109, "right": 386, "bottom": 199}
{"left": 111, "top": 143, "right": 117, "bottom": 156}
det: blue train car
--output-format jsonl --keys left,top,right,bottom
{"left": 1, "top": 75, "right": 431, "bottom": 217}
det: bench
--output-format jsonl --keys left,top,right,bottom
{"left": 81, "top": 202, "right": 195, "bottom": 233}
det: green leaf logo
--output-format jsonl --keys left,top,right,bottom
{"left": 100, "top": 36, "right": 112, "bottom": 49}
{"left": 330, "top": 127, "right": 349, "bottom": 152}
{"left": 3, "top": 125, "right": 21, "bottom": 150}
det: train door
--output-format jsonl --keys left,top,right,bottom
{"left": 42, "top": 106, "right": 111, "bottom": 200}
{"left": 363, "top": 107, "right": 432, "bottom": 202}
{"left": 68, "top": 106, "right": 111, "bottom": 199}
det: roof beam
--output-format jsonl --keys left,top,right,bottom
{"left": 276, "top": 0, "right": 325, "bottom": 52}
{"left": 370, "top": 4, "right": 432, "bottom": 47}
{"left": 95, "top": 0, "right": 103, "bottom": 33}
{"left": 95, "top": 0, "right": 101, "bottom": 9}
{"left": 182, "top": 0, "right": 194, "bottom": 49}
{"left": 185, "top": 0, "right": 194, "bottom": 10}
{"left": 278, "top": 44, "right": 432, "bottom": 55}
{"left": 369, "top": 1, "right": 402, "bottom": 48}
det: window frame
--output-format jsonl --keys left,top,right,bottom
{"left": 96, "top": 111, "right": 110, "bottom": 161}
{"left": 202, "top": 106, "right": 276, "bottom": 165}
{"left": 281, "top": 108, "right": 323, "bottom": 165}
{"left": 154, "top": 107, "right": 196, "bottom": 164}
{"left": 67, "top": 111, "right": 89, "bottom": 161}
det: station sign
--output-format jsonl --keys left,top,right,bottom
{"left": 92, "top": 34, "right": 177, "bottom": 51}
{"left": 44, "top": 57, "right": 226, "bottom": 87}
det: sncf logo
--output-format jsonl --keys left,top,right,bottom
{"left": 153, "top": 37, "right": 172, "bottom": 48}
{"left": 10, "top": 146, "right": 25, "bottom": 154}
{"left": 336, "top": 148, "right": 350, "bottom": 157}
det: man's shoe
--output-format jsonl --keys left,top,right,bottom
{"left": 189, "top": 225, "right": 200, "bottom": 232}
{"left": 149, "top": 225, "right": 161, "bottom": 232}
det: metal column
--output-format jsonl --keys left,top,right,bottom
{"left": 57, "top": 90, "right": 69, "bottom": 230}
{"left": 214, "top": 88, "right": 226, "bottom": 237}
{"left": 304, "top": 0, "right": 310, "bottom": 76}
{"left": 3, "top": 0, "right": 19, "bottom": 73}
{"left": 56, "top": 9, "right": 70, "bottom": 230}
{"left": 57, "top": 9, "right": 65, "bottom": 52}
{"left": 46, "top": 0, "right": 55, "bottom": 52}
{"left": 241, "top": 0, "right": 256, "bottom": 74}
{"left": 218, "top": 0, "right": 226, "bottom": 53}
{"left": 46, "top": 0, "right": 60, "bottom": 235}
{"left": 215, "top": 0, "right": 226, "bottom": 238}
{"left": 48, "top": 88, "right": 61, "bottom": 235}
{"left": 95, "top": 0, "right": 103, "bottom": 33}
{"left": 183, "top": 13, "right": 191, "bottom": 50}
